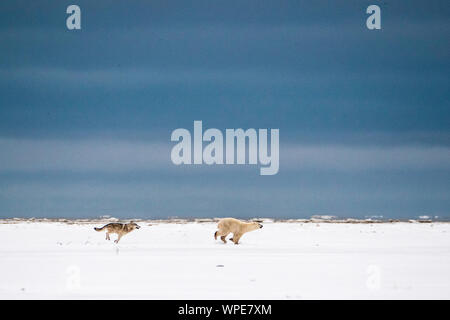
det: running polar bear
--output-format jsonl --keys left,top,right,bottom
{"left": 214, "top": 218, "right": 263, "bottom": 244}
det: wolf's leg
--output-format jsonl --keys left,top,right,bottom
{"left": 114, "top": 234, "right": 122, "bottom": 243}
{"left": 106, "top": 232, "right": 110, "bottom": 240}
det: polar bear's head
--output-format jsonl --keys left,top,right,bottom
{"left": 248, "top": 221, "right": 263, "bottom": 231}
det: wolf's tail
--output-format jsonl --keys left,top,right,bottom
{"left": 94, "top": 226, "right": 105, "bottom": 232}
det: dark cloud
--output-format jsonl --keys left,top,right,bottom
{"left": 0, "top": 1, "right": 449, "bottom": 218}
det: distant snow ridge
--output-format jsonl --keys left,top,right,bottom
{"left": 99, "top": 215, "right": 119, "bottom": 221}
{"left": 365, "top": 215, "right": 384, "bottom": 220}
{"left": 311, "top": 215, "right": 337, "bottom": 220}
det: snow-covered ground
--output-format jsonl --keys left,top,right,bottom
{"left": 0, "top": 221, "right": 449, "bottom": 299}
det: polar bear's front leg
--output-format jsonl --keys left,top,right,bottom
{"left": 231, "top": 233, "right": 242, "bottom": 245}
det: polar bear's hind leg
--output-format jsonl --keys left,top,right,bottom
{"left": 215, "top": 228, "right": 230, "bottom": 243}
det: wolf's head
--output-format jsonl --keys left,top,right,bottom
{"left": 128, "top": 221, "right": 141, "bottom": 230}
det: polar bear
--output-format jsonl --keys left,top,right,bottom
{"left": 214, "top": 218, "right": 263, "bottom": 244}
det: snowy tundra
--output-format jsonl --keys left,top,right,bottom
{"left": 0, "top": 221, "right": 449, "bottom": 299}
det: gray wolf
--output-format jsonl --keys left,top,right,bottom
{"left": 94, "top": 222, "right": 140, "bottom": 243}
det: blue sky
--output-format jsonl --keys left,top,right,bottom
{"left": 0, "top": 1, "right": 449, "bottom": 219}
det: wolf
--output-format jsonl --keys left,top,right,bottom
{"left": 94, "top": 222, "right": 140, "bottom": 243}
{"left": 214, "top": 218, "right": 263, "bottom": 244}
